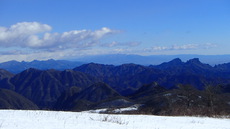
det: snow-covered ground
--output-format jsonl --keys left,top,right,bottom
{"left": 0, "top": 110, "right": 229, "bottom": 129}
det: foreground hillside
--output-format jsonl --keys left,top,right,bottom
{"left": 0, "top": 110, "right": 229, "bottom": 129}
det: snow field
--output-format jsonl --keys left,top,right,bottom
{"left": 0, "top": 110, "right": 229, "bottom": 129}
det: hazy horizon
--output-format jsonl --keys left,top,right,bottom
{"left": 1, "top": 54, "right": 230, "bottom": 66}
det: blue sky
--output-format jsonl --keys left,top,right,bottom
{"left": 0, "top": 0, "right": 230, "bottom": 62}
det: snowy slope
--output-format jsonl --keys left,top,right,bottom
{"left": 0, "top": 110, "right": 229, "bottom": 129}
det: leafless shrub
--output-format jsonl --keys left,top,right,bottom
{"left": 101, "top": 115, "right": 129, "bottom": 125}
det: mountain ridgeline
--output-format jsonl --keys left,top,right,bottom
{"left": 0, "top": 59, "right": 84, "bottom": 73}
{"left": 0, "top": 58, "right": 230, "bottom": 116}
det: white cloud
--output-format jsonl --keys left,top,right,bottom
{"left": 0, "top": 22, "right": 52, "bottom": 47}
{"left": 145, "top": 43, "right": 217, "bottom": 52}
{"left": 0, "top": 22, "right": 117, "bottom": 50}
{"left": 0, "top": 42, "right": 219, "bottom": 62}
{"left": 0, "top": 22, "right": 123, "bottom": 62}
{"left": 101, "top": 41, "right": 141, "bottom": 47}
{"left": 0, "top": 22, "right": 220, "bottom": 62}
{"left": 93, "top": 27, "right": 114, "bottom": 39}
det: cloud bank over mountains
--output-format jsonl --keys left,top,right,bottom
{"left": 0, "top": 22, "right": 117, "bottom": 50}
{"left": 0, "top": 22, "right": 217, "bottom": 62}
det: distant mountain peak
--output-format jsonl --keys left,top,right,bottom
{"left": 154, "top": 58, "right": 184, "bottom": 70}
{"left": 47, "top": 59, "right": 55, "bottom": 61}
{"left": 0, "top": 59, "right": 84, "bottom": 73}
{"left": 186, "top": 58, "right": 201, "bottom": 64}
{"left": 170, "top": 58, "right": 183, "bottom": 63}
{"left": 78, "top": 62, "right": 113, "bottom": 68}
{"left": 120, "top": 63, "right": 138, "bottom": 66}
{"left": 164, "top": 58, "right": 184, "bottom": 66}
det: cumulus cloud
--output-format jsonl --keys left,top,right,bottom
{"left": 0, "top": 22, "right": 117, "bottom": 50}
{"left": 0, "top": 22, "right": 52, "bottom": 47}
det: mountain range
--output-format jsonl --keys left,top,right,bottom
{"left": 0, "top": 59, "right": 84, "bottom": 73}
{"left": 74, "top": 54, "right": 230, "bottom": 65}
{"left": 0, "top": 57, "right": 230, "bottom": 116}
{"left": 2, "top": 54, "right": 230, "bottom": 73}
